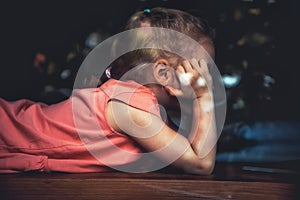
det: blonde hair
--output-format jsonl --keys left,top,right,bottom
{"left": 109, "top": 7, "right": 215, "bottom": 81}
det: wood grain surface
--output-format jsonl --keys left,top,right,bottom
{"left": 0, "top": 162, "right": 298, "bottom": 200}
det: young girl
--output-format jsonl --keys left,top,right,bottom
{"left": 0, "top": 7, "right": 218, "bottom": 174}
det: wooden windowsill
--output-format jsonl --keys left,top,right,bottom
{"left": 0, "top": 162, "right": 298, "bottom": 200}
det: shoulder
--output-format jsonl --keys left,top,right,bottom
{"left": 101, "top": 79, "right": 161, "bottom": 118}
{"left": 106, "top": 100, "right": 161, "bottom": 137}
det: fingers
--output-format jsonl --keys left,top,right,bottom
{"left": 190, "top": 58, "right": 199, "bottom": 70}
{"left": 183, "top": 60, "right": 194, "bottom": 71}
{"left": 178, "top": 59, "right": 202, "bottom": 86}
{"left": 199, "top": 59, "right": 209, "bottom": 72}
{"left": 176, "top": 65, "right": 185, "bottom": 74}
{"left": 176, "top": 65, "right": 192, "bottom": 86}
{"left": 199, "top": 59, "right": 213, "bottom": 90}
{"left": 172, "top": 58, "right": 213, "bottom": 98}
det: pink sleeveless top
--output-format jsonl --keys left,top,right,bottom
{"left": 0, "top": 79, "right": 161, "bottom": 173}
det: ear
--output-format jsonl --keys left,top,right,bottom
{"left": 153, "top": 59, "right": 173, "bottom": 86}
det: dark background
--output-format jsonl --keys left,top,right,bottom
{"left": 0, "top": 0, "right": 299, "bottom": 123}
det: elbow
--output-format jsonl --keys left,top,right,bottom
{"left": 184, "top": 159, "right": 215, "bottom": 175}
{"left": 201, "top": 160, "right": 215, "bottom": 175}
{"left": 177, "top": 147, "right": 216, "bottom": 175}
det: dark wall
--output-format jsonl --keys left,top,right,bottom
{"left": 0, "top": 0, "right": 299, "bottom": 121}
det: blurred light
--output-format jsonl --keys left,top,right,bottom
{"left": 66, "top": 52, "right": 76, "bottom": 62}
{"left": 232, "top": 98, "right": 245, "bottom": 110}
{"left": 222, "top": 74, "right": 241, "bottom": 88}
{"left": 47, "top": 62, "right": 56, "bottom": 75}
{"left": 251, "top": 33, "right": 270, "bottom": 45}
{"left": 33, "top": 53, "right": 46, "bottom": 69}
{"left": 44, "top": 85, "right": 54, "bottom": 93}
{"left": 60, "top": 69, "right": 71, "bottom": 79}
{"left": 237, "top": 37, "right": 246, "bottom": 46}
{"left": 234, "top": 9, "right": 243, "bottom": 21}
{"left": 237, "top": 33, "right": 271, "bottom": 47}
{"left": 85, "top": 32, "right": 103, "bottom": 49}
{"left": 144, "top": 9, "right": 151, "bottom": 13}
{"left": 242, "top": 60, "right": 248, "bottom": 69}
{"left": 263, "top": 75, "right": 275, "bottom": 87}
{"left": 248, "top": 8, "right": 261, "bottom": 16}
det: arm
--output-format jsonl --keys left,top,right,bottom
{"left": 160, "top": 58, "right": 218, "bottom": 174}
{"left": 107, "top": 98, "right": 216, "bottom": 175}
{"left": 189, "top": 93, "right": 217, "bottom": 174}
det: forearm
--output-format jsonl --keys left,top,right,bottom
{"left": 190, "top": 92, "right": 217, "bottom": 160}
{"left": 171, "top": 93, "right": 217, "bottom": 175}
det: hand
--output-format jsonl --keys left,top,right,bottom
{"left": 166, "top": 58, "right": 213, "bottom": 99}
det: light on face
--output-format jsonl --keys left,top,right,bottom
{"left": 179, "top": 73, "right": 193, "bottom": 86}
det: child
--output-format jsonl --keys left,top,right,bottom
{"left": 0, "top": 7, "right": 218, "bottom": 174}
